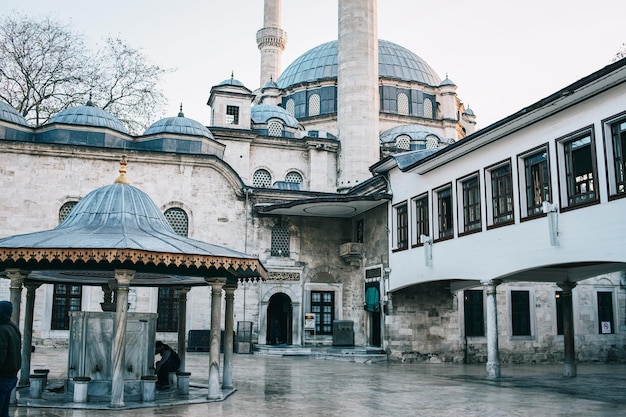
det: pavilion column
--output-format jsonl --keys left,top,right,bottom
{"left": 222, "top": 283, "right": 237, "bottom": 390}
{"left": 110, "top": 270, "right": 135, "bottom": 408}
{"left": 558, "top": 281, "right": 577, "bottom": 377}
{"left": 206, "top": 279, "right": 225, "bottom": 400}
{"left": 20, "top": 282, "right": 41, "bottom": 386}
{"left": 177, "top": 287, "right": 190, "bottom": 371}
{"left": 482, "top": 279, "right": 501, "bottom": 379}
{"left": 6, "top": 269, "right": 27, "bottom": 327}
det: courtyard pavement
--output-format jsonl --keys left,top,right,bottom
{"left": 11, "top": 347, "right": 626, "bottom": 417}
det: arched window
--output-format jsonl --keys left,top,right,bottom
{"left": 285, "top": 171, "right": 303, "bottom": 184}
{"left": 285, "top": 98, "right": 295, "bottom": 116}
{"left": 268, "top": 120, "right": 283, "bottom": 137}
{"left": 426, "top": 135, "right": 439, "bottom": 149}
{"left": 59, "top": 201, "right": 78, "bottom": 223}
{"left": 397, "top": 93, "right": 409, "bottom": 115}
{"left": 271, "top": 225, "right": 290, "bottom": 257}
{"left": 253, "top": 169, "right": 272, "bottom": 188}
{"left": 53, "top": 200, "right": 81, "bottom": 330}
{"left": 308, "top": 94, "right": 321, "bottom": 117}
{"left": 164, "top": 207, "right": 189, "bottom": 237}
{"left": 424, "top": 98, "right": 433, "bottom": 118}
{"left": 395, "top": 135, "right": 411, "bottom": 150}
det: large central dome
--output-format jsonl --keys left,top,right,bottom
{"left": 277, "top": 39, "right": 441, "bottom": 89}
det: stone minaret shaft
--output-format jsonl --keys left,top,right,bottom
{"left": 257, "top": 0, "right": 287, "bottom": 87}
{"left": 337, "top": 0, "right": 380, "bottom": 191}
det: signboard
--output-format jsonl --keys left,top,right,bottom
{"left": 601, "top": 321, "right": 612, "bottom": 334}
{"left": 304, "top": 313, "right": 316, "bottom": 330}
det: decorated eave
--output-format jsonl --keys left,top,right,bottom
{"left": 0, "top": 156, "right": 267, "bottom": 285}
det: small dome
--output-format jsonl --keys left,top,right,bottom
{"left": 0, "top": 101, "right": 29, "bottom": 126}
{"left": 277, "top": 39, "right": 441, "bottom": 89}
{"left": 251, "top": 104, "right": 299, "bottom": 128}
{"left": 144, "top": 106, "right": 214, "bottom": 138}
{"left": 218, "top": 77, "right": 246, "bottom": 88}
{"left": 380, "top": 124, "right": 443, "bottom": 144}
{"left": 47, "top": 101, "right": 127, "bottom": 133}
{"left": 263, "top": 79, "right": 279, "bottom": 89}
{"left": 464, "top": 107, "right": 475, "bottom": 117}
{"left": 440, "top": 76, "right": 456, "bottom": 87}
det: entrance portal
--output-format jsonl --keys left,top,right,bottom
{"left": 267, "top": 292, "right": 292, "bottom": 345}
{"left": 365, "top": 283, "right": 381, "bottom": 346}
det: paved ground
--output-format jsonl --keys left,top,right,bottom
{"left": 11, "top": 347, "right": 626, "bottom": 417}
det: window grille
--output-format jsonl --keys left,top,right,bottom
{"left": 285, "top": 98, "right": 295, "bottom": 116}
{"left": 157, "top": 288, "right": 178, "bottom": 332}
{"left": 308, "top": 94, "right": 321, "bottom": 116}
{"left": 268, "top": 120, "right": 283, "bottom": 137}
{"left": 426, "top": 135, "right": 439, "bottom": 149}
{"left": 226, "top": 105, "right": 239, "bottom": 125}
{"left": 285, "top": 171, "right": 303, "bottom": 184}
{"left": 59, "top": 201, "right": 78, "bottom": 223}
{"left": 51, "top": 284, "right": 82, "bottom": 330}
{"left": 311, "top": 291, "right": 334, "bottom": 334}
{"left": 253, "top": 169, "right": 272, "bottom": 187}
{"left": 395, "top": 135, "right": 410, "bottom": 150}
{"left": 424, "top": 98, "right": 433, "bottom": 118}
{"left": 164, "top": 208, "right": 189, "bottom": 236}
{"left": 271, "top": 225, "right": 290, "bottom": 257}
{"left": 397, "top": 92, "right": 409, "bottom": 115}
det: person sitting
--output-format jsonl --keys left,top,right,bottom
{"left": 154, "top": 341, "right": 180, "bottom": 389}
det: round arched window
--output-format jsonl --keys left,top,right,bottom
{"left": 285, "top": 171, "right": 303, "bottom": 184}
{"left": 285, "top": 98, "right": 295, "bottom": 116}
{"left": 268, "top": 120, "right": 283, "bottom": 137}
{"left": 308, "top": 94, "right": 321, "bottom": 117}
{"left": 397, "top": 93, "right": 409, "bottom": 115}
{"left": 395, "top": 135, "right": 411, "bottom": 150}
{"left": 424, "top": 98, "right": 433, "bottom": 118}
{"left": 253, "top": 169, "right": 272, "bottom": 187}
{"left": 59, "top": 201, "right": 78, "bottom": 224}
{"left": 164, "top": 207, "right": 189, "bottom": 237}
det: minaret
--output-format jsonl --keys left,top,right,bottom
{"left": 337, "top": 0, "right": 380, "bottom": 191}
{"left": 256, "top": 0, "right": 287, "bottom": 88}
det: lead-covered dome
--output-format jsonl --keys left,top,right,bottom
{"left": 144, "top": 107, "right": 214, "bottom": 138}
{"left": 0, "top": 101, "right": 29, "bottom": 126}
{"left": 47, "top": 101, "right": 128, "bottom": 133}
{"left": 277, "top": 39, "right": 441, "bottom": 89}
{"left": 251, "top": 104, "right": 300, "bottom": 128}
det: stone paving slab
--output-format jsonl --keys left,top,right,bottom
{"left": 11, "top": 347, "right": 626, "bottom": 417}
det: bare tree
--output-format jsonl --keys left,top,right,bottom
{"left": 0, "top": 14, "right": 171, "bottom": 134}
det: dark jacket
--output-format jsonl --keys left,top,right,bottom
{"left": 0, "top": 319, "right": 22, "bottom": 378}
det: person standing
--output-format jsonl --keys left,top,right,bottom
{"left": 0, "top": 301, "right": 21, "bottom": 417}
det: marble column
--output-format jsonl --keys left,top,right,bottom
{"left": 482, "top": 279, "right": 501, "bottom": 379}
{"left": 222, "top": 283, "right": 237, "bottom": 390}
{"left": 558, "top": 281, "right": 577, "bottom": 377}
{"left": 110, "top": 270, "right": 134, "bottom": 408}
{"left": 206, "top": 279, "right": 225, "bottom": 400}
{"left": 177, "top": 287, "right": 190, "bottom": 371}
{"left": 20, "top": 282, "right": 41, "bottom": 386}
{"left": 5, "top": 269, "right": 27, "bottom": 327}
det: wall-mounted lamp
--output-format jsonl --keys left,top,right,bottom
{"left": 542, "top": 201, "right": 559, "bottom": 246}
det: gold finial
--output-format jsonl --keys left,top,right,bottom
{"left": 114, "top": 154, "right": 130, "bottom": 184}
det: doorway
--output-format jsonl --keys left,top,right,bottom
{"left": 267, "top": 292, "right": 292, "bottom": 345}
{"left": 365, "top": 282, "right": 381, "bottom": 347}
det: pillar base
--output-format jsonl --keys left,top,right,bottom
{"left": 29, "top": 374, "right": 46, "bottom": 399}
{"left": 73, "top": 377, "right": 91, "bottom": 403}
{"left": 564, "top": 362, "right": 577, "bottom": 378}
{"left": 141, "top": 376, "right": 157, "bottom": 402}
{"left": 486, "top": 361, "right": 501, "bottom": 379}
{"left": 177, "top": 371, "right": 191, "bottom": 395}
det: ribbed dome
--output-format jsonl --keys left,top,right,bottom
{"left": 218, "top": 77, "right": 246, "bottom": 88}
{"left": 144, "top": 109, "right": 214, "bottom": 138}
{"left": 47, "top": 102, "right": 128, "bottom": 133}
{"left": 251, "top": 104, "right": 300, "bottom": 128}
{"left": 277, "top": 39, "right": 441, "bottom": 89}
{"left": 0, "top": 101, "right": 29, "bottom": 126}
{"left": 380, "top": 124, "right": 443, "bottom": 144}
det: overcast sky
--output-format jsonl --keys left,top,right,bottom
{"left": 4, "top": 0, "right": 625, "bottom": 130}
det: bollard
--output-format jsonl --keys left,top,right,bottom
{"left": 176, "top": 372, "right": 191, "bottom": 395}
{"left": 141, "top": 376, "right": 157, "bottom": 402}
{"left": 72, "top": 377, "right": 91, "bottom": 403}
{"left": 33, "top": 369, "right": 50, "bottom": 388}
{"left": 168, "top": 371, "right": 177, "bottom": 388}
{"left": 29, "top": 374, "right": 46, "bottom": 399}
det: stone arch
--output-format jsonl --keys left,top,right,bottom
{"left": 305, "top": 265, "right": 339, "bottom": 283}
{"left": 160, "top": 201, "right": 195, "bottom": 237}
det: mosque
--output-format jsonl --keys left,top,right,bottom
{"left": 0, "top": 0, "right": 624, "bottom": 373}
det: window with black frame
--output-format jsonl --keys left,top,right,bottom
{"left": 462, "top": 176, "right": 481, "bottom": 232}
{"left": 51, "top": 284, "right": 82, "bottom": 330}
{"left": 311, "top": 291, "right": 334, "bottom": 334}
{"left": 611, "top": 119, "right": 626, "bottom": 194}
{"left": 395, "top": 203, "right": 408, "bottom": 249}
{"left": 414, "top": 195, "right": 429, "bottom": 243}
{"left": 524, "top": 149, "right": 551, "bottom": 216}
{"left": 564, "top": 134, "right": 596, "bottom": 206}
{"left": 226, "top": 105, "right": 239, "bottom": 124}
{"left": 511, "top": 290, "right": 531, "bottom": 336}
{"left": 464, "top": 290, "right": 484, "bottom": 337}
{"left": 436, "top": 186, "right": 453, "bottom": 239}
{"left": 490, "top": 164, "right": 513, "bottom": 225}
{"left": 597, "top": 291, "right": 614, "bottom": 334}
